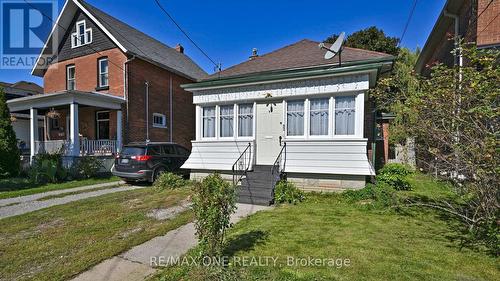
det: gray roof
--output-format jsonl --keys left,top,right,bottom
{"left": 80, "top": 1, "right": 207, "bottom": 81}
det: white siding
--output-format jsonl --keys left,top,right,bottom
{"left": 284, "top": 140, "right": 375, "bottom": 176}
{"left": 182, "top": 140, "right": 254, "bottom": 171}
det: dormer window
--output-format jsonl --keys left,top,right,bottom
{"left": 71, "top": 20, "right": 92, "bottom": 48}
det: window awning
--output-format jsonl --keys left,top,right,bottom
{"left": 7, "top": 90, "right": 125, "bottom": 113}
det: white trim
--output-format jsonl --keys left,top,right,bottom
{"left": 66, "top": 65, "right": 76, "bottom": 90}
{"left": 72, "top": 0, "right": 127, "bottom": 52}
{"left": 152, "top": 113, "right": 167, "bottom": 128}
{"left": 201, "top": 105, "right": 216, "bottom": 140}
{"left": 218, "top": 104, "right": 234, "bottom": 139}
{"left": 71, "top": 19, "right": 92, "bottom": 48}
{"left": 98, "top": 57, "right": 109, "bottom": 87}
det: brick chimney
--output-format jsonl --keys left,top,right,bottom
{"left": 175, "top": 43, "right": 184, "bottom": 54}
{"left": 249, "top": 48, "right": 258, "bottom": 60}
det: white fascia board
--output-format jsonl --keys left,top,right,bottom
{"left": 72, "top": 0, "right": 127, "bottom": 53}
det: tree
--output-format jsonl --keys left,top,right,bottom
{"left": 325, "top": 26, "right": 400, "bottom": 56}
{"left": 0, "top": 88, "right": 20, "bottom": 178}
{"left": 391, "top": 45, "right": 499, "bottom": 255}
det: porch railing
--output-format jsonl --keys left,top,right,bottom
{"left": 232, "top": 142, "right": 252, "bottom": 186}
{"left": 34, "top": 140, "right": 70, "bottom": 155}
{"left": 33, "top": 140, "right": 117, "bottom": 156}
{"left": 271, "top": 142, "right": 286, "bottom": 187}
{"left": 80, "top": 139, "right": 117, "bottom": 156}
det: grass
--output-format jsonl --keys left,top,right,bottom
{"left": 0, "top": 176, "right": 121, "bottom": 199}
{"left": 0, "top": 186, "right": 193, "bottom": 281}
{"left": 154, "top": 174, "right": 499, "bottom": 281}
{"left": 36, "top": 184, "right": 122, "bottom": 201}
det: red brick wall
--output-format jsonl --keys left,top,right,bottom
{"left": 125, "top": 58, "right": 195, "bottom": 149}
{"left": 43, "top": 48, "right": 127, "bottom": 97}
{"left": 477, "top": 0, "right": 500, "bottom": 46}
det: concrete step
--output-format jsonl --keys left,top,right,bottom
{"left": 237, "top": 195, "right": 273, "bottom": 206}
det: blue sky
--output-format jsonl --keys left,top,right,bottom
{"left": 0, "top": 0, "right": 446, "bottom": 85}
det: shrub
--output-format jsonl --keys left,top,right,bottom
{"left": 376, "top": 163, "right": 414, "bottom": 190}
{"left": 29, "top": 153, "right": 68, "bottom": 183}
{"left": 153, "top": 172, "right": 186, "bottom": 190}
{"left": 70, "top": 156, "right": 103, "bottom": 179}
{"left": 274, "top": 180, "right": 305, "bottom": 205}
{"left": 192, "top": 173, "right": 237, "bottom": 257}
{"left": 343, "top": 182, "right": 398, "bottom": 208}
{"left": 0, "top": 88, "right": 20, "bottom": 178}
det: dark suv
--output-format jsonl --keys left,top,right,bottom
{"left": 111, "top": 142, "right": 190, "bottom": 183}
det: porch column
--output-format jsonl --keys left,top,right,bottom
{"left": 70, "top": 103, "right": 79, "bottom": 156}
{"left": 29, "top": 107, "right": 38, "bottom": 163}
{"left": 116, "top": 110, "right": 122, "bottom": 153}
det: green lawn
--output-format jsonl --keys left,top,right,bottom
{"left": 0, "top": 176, "right": 121, "bottom": 199}
{"left": 155, "top": 175, "right": 499, "bottom": 281}
{"left": 0, "top": 186, "right": 193, "bottom": 281}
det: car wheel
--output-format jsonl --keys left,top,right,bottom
{"left": 152, "top": 167, "right": 166, "bottom": 182}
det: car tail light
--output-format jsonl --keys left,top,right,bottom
{"left": 131, "top": 155, "right": 152, "bottom": 161}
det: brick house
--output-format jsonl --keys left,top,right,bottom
{"left": 416, "top": 0, "right": 500, "bottom": 75}
{"left": 7, "top": 0, "right": 207, "bottom": 161}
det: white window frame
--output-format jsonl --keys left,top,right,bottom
{"left": 71, "top": 20, "right": 92, "bottom": 48}
{"left": 282, "top": 92, "right": 364, "bottom": 141}
{"left": 237, "top": 103, "right": 254, "bottom": 139}
{"left": 285, "top": 99, "right": 306, "bottom": 139}
{"left": 219, "top": 104, "right": 235, "bottom": 139}
{"left": 152, "top": 113, "right": 167, "bottom": 128}
{"left": 98, "top": 57, "right": 109, "bottom": 88}
{"left": 201, "top": 106, "right": 216, "bottom": 139}
{"left": 66, "top": 65, "right": 75, "bottom": 90}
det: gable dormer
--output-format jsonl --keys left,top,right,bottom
{"left": 56, "top": 9, "right": 115, "bottom": 62}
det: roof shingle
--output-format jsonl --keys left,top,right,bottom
{"left": 206, "top": 39, "right": 392, "bottom": 80}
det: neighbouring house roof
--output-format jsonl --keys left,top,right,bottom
{"left": 32, "top": 0, "right": 207, "bottom": 80}
{"left": 1, "top": 81, "right": 43, "bottom": 99}
{"left": 184, "top": 39, "right": 394, "bottom": 90}
{"left": 207, "top": 39, "right": 392, "bottom": 80}
{"left": 415, "top": 0, "right": 465, "bottom": 74}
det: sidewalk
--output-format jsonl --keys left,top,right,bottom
{"left": 71, "top": 203, "right": 273, "bottom": 281}
{"left": 0, "top": 183, "right": 145, "bottom": 219}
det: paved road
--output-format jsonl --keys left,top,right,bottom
{"left": 0, "top": 184, "right": 146, "bottom": 219}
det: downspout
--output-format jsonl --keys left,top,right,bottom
{"left": 145, "top": 81, "right": 150, "bottom": 142}
{"left": 169, "top": 75, "right": 173, "bottom": 143}
{"left": 444, "top": 9, "right": 462, "bottom": 178}
{"left": 124, "top": 55, "right": 135, "bottom": 143}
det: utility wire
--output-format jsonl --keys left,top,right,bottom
{"left": 154, "top": 0, "right": 219, "bottom": 69}
{"left": 477, "top": 11, "right": 499, "bottom": 35}
{"left": 464, "top": 0, "right": 495, "bottom": 38}
{"left": 398, "top": 0, "right": 419, "bottom": 47}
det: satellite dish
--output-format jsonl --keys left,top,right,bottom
{"left": 319, "top": 32, "right": 346, "bottom": 65}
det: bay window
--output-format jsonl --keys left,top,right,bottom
{"left": 219, "top": 105, "right": 234, "bottom": 137}
{"left": 309, "top": 98, "right": 329, "bottom": 136}
{"left": 238, "top": 104, "right": 253, "bottom": 137}
{"left": 334, "top": 96, "right": 356, "bottom": 135}
{"left": 286, "top": 100, "right": 304, "bottom": 136}
{"left": 202, "top": 106, "right": 216, "bottom": 138}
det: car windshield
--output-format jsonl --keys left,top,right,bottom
{"left": 121, "top": 146, "right": 145, "bottom": 156}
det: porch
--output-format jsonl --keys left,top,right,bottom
{"left": 7, "top": 90, "right": 125, "bottom": 160}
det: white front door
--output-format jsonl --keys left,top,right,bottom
{"left": 256, "top": 102, "right": 284, "bottom": 165}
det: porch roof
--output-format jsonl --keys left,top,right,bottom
{"left": 7, "top": 90, "right": 125, "bottom": 112}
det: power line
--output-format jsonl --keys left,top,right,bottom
{"left": 398, "top": 0, "right": 419, "bottom": 47}
{"left": 464, "top": 0, "right": 495, "bottom": 38}
{"left": 477, "top": 11, "right": 499, "bottom": 35}
{"left": 153, "top": 0, "right": 219, "bottom": 68}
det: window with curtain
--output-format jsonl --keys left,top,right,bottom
{"left": 202, "top": 106, "right": 215, "bottom": 138}
{"left": 238, "top": 104, "right": 253, "bottom": 137}
{"left": 219, "top": 105, "right": 234, "bottom": 137}
{"left": 310, "top": 98, "right": 329, "bottom": 136}
{"left": 335, "top": 96, "right": 356, "bottom": 135}
{"left": 287, "top": 100, "right": 304, "bottom": 136}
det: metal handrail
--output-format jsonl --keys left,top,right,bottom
{"left": 271, "top": 142, "right": 286, "bottom": 185}
{"left": 232, "top": 142, "right": 252, "bottom": 186}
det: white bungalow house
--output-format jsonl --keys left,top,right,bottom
{"left": 181, "top": 39, "right": 393, "bottom": 204}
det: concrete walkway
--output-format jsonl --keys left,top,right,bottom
{"left": 0, "top": 184, "right": 145, "bottom": 219}
{"left": 71, "top": 203, "right": 273, "bottom": 281}
{"left": 0, "top": 181, "right": 123, "bottom": 207}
